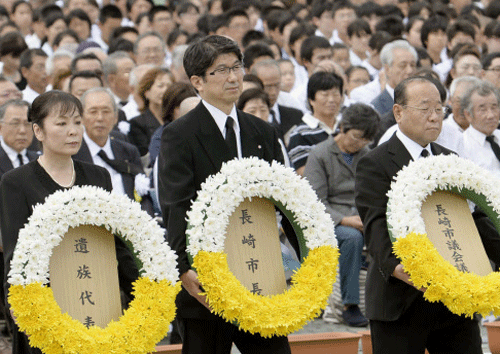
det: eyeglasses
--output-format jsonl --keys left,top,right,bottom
{"left": 2, "top": 121, "right": 32, "bottom": 128}
{"left": 208, "top": 63, "right": 244, "bottom": 77}
{"left": 403, "top": 104, "right": 446, "bottom": 117}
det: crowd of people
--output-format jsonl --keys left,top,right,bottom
{"left": 1, "top": 0, "right": 500, "bottom": 352}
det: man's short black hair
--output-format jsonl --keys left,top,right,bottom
{"left": 311, "top": 1, "right": 334, "bottom": 19}
{"left": 70, "top": 52, "right": 102, "bottom": 74}
{"left": 289, "top": 22, "right": 316, "bottom": 57}
{"left": 149, "top": 5, "right": 171, "bottom": 22}
{"left": 66, "top": 9, "right": 92, "bottom": 30}
{"left": 11, "top": 0, "right": 32, "bottom": 15}
{"left": 368, "top": 30, "right": 392, "bottom": 52}
{"left": 356, "top": 1, "right": 383, "bottom": 18}
{"left": 175, "top": 1, "right": 199, "bottom": 16}
{"left": 69, "top": 70, "right": 103, "bottom": 92}
{"left": 332, "top": 0, "right": 356, "bottom": 17}
{"left": 0, "top": 32, "right": 28, "bottom": 58}
{"left": 375, "top": 15, "right": 404, "bottom": 39}
{"left": 446, "top": 19, "right": 475, "bottom": 43}
{"left": 183, "top": 35, "right": 243, "bottom": 78}
{"left": 167, "top": 28, "right": 188, "bottom": 47}
{"left": 242, "top": 42, "right": 274, "bottom": 70}
{"left": 347, "top": 18, "right": 372, "bottom": 38}
{"left": 242, "top": 30, "right": 265, "bottom": 49}
{"left": 307, "top": 71, "right": 343, "bottom": 104}
{"left": 300, "top": 35, "right": 331, "bottom": 63}
{"left": 482, "top": 52, "right": 500, "bottom": 70}
{"left": 99, "top": 4, "right": 122, "bottom": 25}
{"left": 53, "top": 29, "right": 80, "bottom": 48}
{"left": 110, "top": 26, "right": 138, "bottom": 42}
{"left": 420, "top": 16, "right": 448, "bottom": 49}
{"left": 20, "top": 48, "right": 47, "bottom": 70}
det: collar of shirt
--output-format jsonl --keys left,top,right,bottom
{"left": 385, "top": 84, "right": 395, "bottom": 100}
{"left": 465, "top": 125, "right": 489, "bottom": 146}
{"left": 268, "top": 102, "right": 281, "bottom": 124}
{"left": 1, "top": 137, "right": 27, "bottom": 167}
{"left": 302, "top": 112, "right": 336, "bottom": 135}
{"left": 84, "top": 132, "right": 113, "bottom": 161}
{"left": 396, "top": 129, "right": 432, "bottom": 160}
{"left": 444, "top": 114, "right": 466, "bottom": 133}
{"left": 202, "top": 99, "right": 239, "bottom": 138}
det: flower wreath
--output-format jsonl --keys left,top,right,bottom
{"left": 387, "top": 154, "right": 500, "bottom": 317}
{"left": 8, "top": 186, "right": 181, "bottom": 354}
{"left": 186, "top": 157, "right": 339, "bottom": 337}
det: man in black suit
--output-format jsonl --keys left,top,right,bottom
{"left": 251, "top": 59, "right": 303, "bottom": 143}
{"left": 73, "top": 87, "right": 153, "bottom": 215}
{"left": 0, "top": 100, "right": 38, "bottom": 178}
{"left": 158, "top": 35, "right": 293, "bottom": 354}
{"left": 355, "top": 76, "right": 500, "bottom": 353}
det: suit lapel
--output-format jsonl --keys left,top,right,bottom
{"left": 26, "top": 150, "right": 39, "bottom": 162}
{"left": 0, "top": 146, "right": 13, "bottom": 174}
{"left": 194, "top": 103, "right": 235, "bottom": 169}
{"left": 387, "top": 134, "right": 412, "bottom": 171}
{"left": 110, "top": 139, "right": 135, "bottom": 199}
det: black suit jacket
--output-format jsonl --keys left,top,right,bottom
{"left": 0, "top": 146, "right": 38, "bottom": 180}
{"left": 158, "top": 102, "right": 290, "bottom": 319}
{"left": 355, "top": 134, "right": 500, "bottom": 321}
{"left": 277, "top": 105, "right": 303, "bottom": 143}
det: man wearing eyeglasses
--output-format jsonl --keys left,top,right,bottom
{"left": 481, "top": 52, "right": 500, "bottom": 89}
{"left": 158, "top": 35, "right": 296, "bottom": 354}
{"left": 355, "top": 76, "right": 500, "bottom": 353}
{"left": 0, "top": 100, "right": 37, "bottom": 179}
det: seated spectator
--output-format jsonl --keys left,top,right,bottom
{"left": 332, "top": 42, "right": 351, "bottom": 73}
{"left": 128, "top": 67, "right": 174, "bottom": 156}
{"left": 404, "top": 16, "right": 424, "bottom": 48}
{"left": 481, "top": 52, "right": 500, "bottom": 89}
{"left": 20, "top": 48, "right": 48, "bottom": 103}
{"left": 288, "top": 71, "right": 344, "bottom": 175}
{"left": 304, "top": 103, "right": 380, "bottom": 327}
{"left": 345, "top": 66, "right": 370, "bottom": 99}
{"left": 445, "top": 43, "right": 481, "bottom": 89}
{"left": 0, "top": 32, "right": 28, "bottom": 90}
{"left": 346, "top": 18, "right": 371, "bottom": 67}
{"left": 278, "top": 58, "right": 295, "bottom": 93}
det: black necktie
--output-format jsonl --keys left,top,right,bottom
{"left": 486, "top": 135, "right": 500, "bottom": 162}
{"left": 119, "top": 101, "right": 128, "bottom": 108}
{"left": 420, "top": 149, "right": 429, "bottom": 158}
{"left": 270, "top": 109, "right": 279, "bottom": 126}
{"left": 17, "top": 153, "right": 24, "bottom": 166}
{"left": 225, "top": 117, "right": 238, "bottom": 159}
{"left": 97, "top": 150, "right": 142, "bottom": 176}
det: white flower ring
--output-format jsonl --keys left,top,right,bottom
{"left": 186, "top": 157, "right": 339, "bottom": 337}
{"left": 8, "top": 186, "right": 181, "bottom": 354}
{"left": 387, "top": 154, "right": 500, "bottom": 317}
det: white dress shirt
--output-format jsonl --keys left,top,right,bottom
{"left": 202, "top": 100, "right": 242, "bottom": 158}
{"left": 1, "top": 138, "right": 28, "bottom": 168}
{"left": 83, "top": 132, "right": 126, "bottom": 195}
{"left": 349, "top": 78, "right": 381, "bottom": 105}
{"left": 462, "top": 126, "right": 500, "bottom": 179}
{"left": 434, "top": 114, "right": 466, "bottom": 156}
{"left": 22, "top": 85, "right": 40, "bottom": 104}
{"left": 396, "top": 129, "right": 432, "bottom": 160}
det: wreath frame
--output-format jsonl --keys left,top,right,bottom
{"left": 387, "top": 154, "right": 500, "bottom": 317}
{"left": 8, "top": 186, "right": 181, "bottom": 354}
{"left": 186, "top": 157, "right": 339, "bottom": 337}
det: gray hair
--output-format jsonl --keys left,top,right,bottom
{"left": 102, "top": 51, "right": 133, "bottom": 81}
{"left": 171, "top": 44, "right": 188, "bottom": 69}
{"left": 380, "top": 39, "right": 418, "bottom": 67}
{"left": 0, "top": 99, "right": 30, "bottom": 122}
{"left": 46, "top": 49, "right": 75, "bottom": 76}
{"left": 133, "top": 31, "right": 166, "bottom": 55}
{"left": 250, "top": 59, "right": 280, "bottom": 76}
{"left": 449, "top": 76, "right": 481, "bottom": 98}
{"left": 462, "top": 80, "right": 500, "bottom": 118}
{"left": 80, "top": 87, "right": 117, "bottom": 113}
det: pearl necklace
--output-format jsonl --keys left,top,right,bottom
{"left": 38, "top": 157, "right": 75, "bottom": 188}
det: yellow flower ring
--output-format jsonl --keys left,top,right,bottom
{"left": 387, "top": 154, "right": 500, "bottom": 317}
{"left": 185, "top": 157, "right": 339, "bottom": 337}
{"left": 8, "top": 186, "right": 181, "bottom": 354}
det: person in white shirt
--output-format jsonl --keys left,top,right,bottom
{"left": 122, "top": 63, "right": 155, "bottom": 121}
{"left": 102, "top": 51, "right": 135, "bottom": 108}
{"left": 462, "top": 80, "right": 500, "bottom": 179}
{"left": 330, "top": 1, "right": 357, "bottom": 45}
{"left": 435, "top": 76, "right": 480, "bottom": 155}
{"left": 93, "top": 5, "right": 123, "bottom": 53}
{"left": 311, "top": 2, "right": 336, "bottom": 45}
{"left": 347, "top": 19, "right": 371, "bottom": 67}
{"left": 20, "top": 49, "right": 48, "bottom": 104}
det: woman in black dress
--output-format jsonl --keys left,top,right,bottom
{"left": 0, "top": 91, "right": 138, "bottom": 354}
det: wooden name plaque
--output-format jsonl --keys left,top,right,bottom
{"left": 225, "top": 197, "right": 287, "bottom": 296}
{"left": 421, "top": 191, "right": 492, "bottom": 276}
{"left": 49, "top": 225, "right": 122, "bottom": 328}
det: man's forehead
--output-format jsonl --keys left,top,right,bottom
{"left": 0, "top": 82, "right": 17, "bottom": 91}
{"left": 5, "top": 105, "right": 28, "bottom": 118}
{"left": 471, "top": 91, "right": 498, "bottom": 104}
{"left": 407, "top": 81, "right": 440, "bottom": 101}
